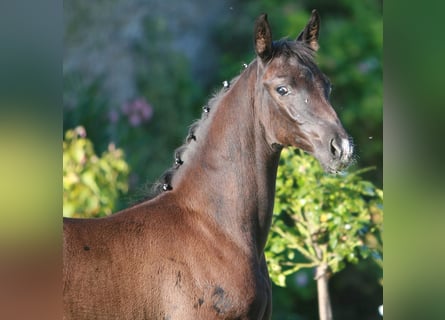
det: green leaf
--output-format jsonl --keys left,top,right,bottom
{"left": 276, "top": 274, "right": 287, "bottom": 287}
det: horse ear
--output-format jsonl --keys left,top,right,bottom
{"left": 296, "top": 9, "right": 320, "bottom": 51}
{"left": 254, "top": 13, "right": 273, "bottom": 61}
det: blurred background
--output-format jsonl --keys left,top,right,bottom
{"left": 63, "top": 0, "right": 382, "bottom": 319}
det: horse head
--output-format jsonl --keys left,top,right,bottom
{"left": 254, "top": 10, "right": 353, "bottom": 173}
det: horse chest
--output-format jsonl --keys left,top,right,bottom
{"left": 145, "top": 210, "right": 272, "bottom": 318}
{"left": 156, "top": 271, "right": 270, "bottom": 319}
{"left": 152, "top": 249, "right": 271, "bottom": 320}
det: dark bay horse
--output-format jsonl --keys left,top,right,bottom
{"left": 63, "top": 11, "right": 353, "bottom": 320}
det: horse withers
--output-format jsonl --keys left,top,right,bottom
{"left": 63, "top": 10, "right": 353, "bottom": 320}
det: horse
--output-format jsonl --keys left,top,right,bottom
{"left": 63, "top": 10, "right": 353, "bottom": 320}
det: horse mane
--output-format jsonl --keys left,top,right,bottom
{"left": 132, "top": 39, "right": 316, "bottom": 204}
{"left": 132, "top": 75, "right": 239, "bottom": 204}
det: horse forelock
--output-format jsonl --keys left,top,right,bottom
{"left": 272, "top": 39, "right": 317, "bottom": 70}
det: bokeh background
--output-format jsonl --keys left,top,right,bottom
{"left": 6, "top": 0, "right": 445, "bottom": 319}
{"left": 63, "top": 0, "right": 382, "bottom": 319}
{"left": 7, "top": 0, "right": 445, "bottom": 319}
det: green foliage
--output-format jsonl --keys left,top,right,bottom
{"left": 266, "top": 149, "right": 383, "bottom": 287}
{"left": 63, "top": 126, "right": 129, "bottom": 218}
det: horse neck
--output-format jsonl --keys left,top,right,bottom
{"left": 172, "top": 63, "right": 282, "bottom": 258}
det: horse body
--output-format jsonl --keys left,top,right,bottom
{"left": 64, "top": 195, "right": 270, "bottom": 319}
{"left": 64, "top": 11, "right": 353, "bottom": 319}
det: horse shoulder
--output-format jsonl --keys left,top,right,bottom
{"left": 149, "top": 207, "right": 271, "bottom": 319}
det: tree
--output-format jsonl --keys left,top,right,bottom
{"left": 266, "top": 149, "right": 383, "bottom": 319}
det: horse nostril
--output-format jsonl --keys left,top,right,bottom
{"left": 330, "top": 138, "right": 342, "bottom": 159}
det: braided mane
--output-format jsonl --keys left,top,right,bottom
{"left": 135, "top": 39, "right": 316, "bottom": 203}
{"left": 134, "top": 73, "right": 239, "bottom": 203}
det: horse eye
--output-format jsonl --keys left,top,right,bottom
{"left": 276, "top": 86, "right": 289, "bottom": 96}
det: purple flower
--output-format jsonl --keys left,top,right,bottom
{"left": 121, "top": 97, "right": 154, "bottom": 127}
{"left": 108, "top": 109, "right": 120, "bottom": 124}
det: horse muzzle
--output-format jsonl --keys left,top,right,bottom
{"left": 326, "top": 135, "right": 354, "bottom": 173}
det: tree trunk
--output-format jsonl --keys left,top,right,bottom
{"left": 316, "top": 263, "right": 333, "bottom": 320}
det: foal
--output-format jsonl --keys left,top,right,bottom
{"left": 63, "top": 11, "right": 353, "bottom": 319}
